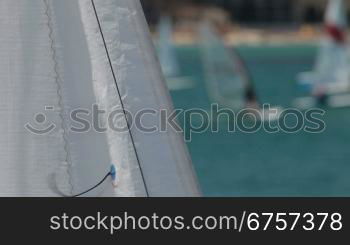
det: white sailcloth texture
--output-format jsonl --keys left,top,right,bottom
{"left": 0, "top": 0, "right": 200, "bottom": 197}
{"left": 299, "top": 0, "right": 350, "bottom": 92}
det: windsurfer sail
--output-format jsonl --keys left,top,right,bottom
{"left": 298, "top": 0, "right": 350, "bottom": 96}
{"left": 158, "top": 16, "right": 180, "bottom": 78}
{"left": 157, "top": 16, "right": 196, "bottom": 91}
{"left": 295, "top": 0, "right": 350, "bottom": 108}
{"left": 199, "top": 21, "right": 282, "bottom": 121}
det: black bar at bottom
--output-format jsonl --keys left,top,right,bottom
{"left": 0, "top": 198, "right": 348, "bottom": 243}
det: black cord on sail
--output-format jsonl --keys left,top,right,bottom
{"left": 91, "top": 0, "right": 150, "bottom": 197}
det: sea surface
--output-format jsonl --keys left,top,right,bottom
{"left": 169, "top": 44, "right": 350, "bottom": 197}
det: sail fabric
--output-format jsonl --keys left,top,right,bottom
{"left": 0, "top": 0, "right": 66, "bottom": 196}
{"left": 300, "top": 0, "right": 350, "bottom": 91}
{"left": 0, "top": 0, "right": 116, "bottom": 196}
{"left": 91, "top": 0, "right": 200, "bottom": 197}
{"left": 0, "top": 0, "right": 200, "bottom": 197}
{"left": 158, "top": 16, "right": 180, "bottom": 77}
{"left": 325, "top": 0, "right": 347, "bottom": 43}
{"left": 199, "top": 22, "right": 246, "bottom": 110}
{"left": 320, "top": 0, "right": 348, "bottom": 74}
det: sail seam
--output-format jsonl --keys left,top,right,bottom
{"left": 90, "top": 0, "right": 149, "bottom": 197}
{"left": 43, "top": 0, "right": 74, "bottom": 195}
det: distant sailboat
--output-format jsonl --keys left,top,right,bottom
{"left": 296, "top": 0, "right": 350, "bottom": 108}
{"left": 199, "top": 22, "right": 282, "bottom": 121}
{"left": 0, "top": 0, "right": 200, "bottom": 197}
{"left": 157, "top": 16, "right": 196, "bottom": 91}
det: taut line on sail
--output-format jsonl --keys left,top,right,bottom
{"left": 91, "top": 0, "right": 149, "bottom": 196}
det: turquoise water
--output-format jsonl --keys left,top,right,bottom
{"left": 170, "top": 44, "right": 350, "bottom": 197}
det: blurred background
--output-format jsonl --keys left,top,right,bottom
{"left": 141, "top": 0, "right": 350, "bottom": 197}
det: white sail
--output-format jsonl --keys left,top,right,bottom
{"left": 298, "top": 0, "right": 350, "bottom": 94}
{"left": 199, "top": 22, "right": 248, "bottom": 110}
{"left": 199, "top": 22, "right": 283, "bottom": 120}
{"left": 0, "top": 0, "right": 200, "bottom": 197}
{"left": 157, "top": 16, "right": 196, "bottom": 91}
{"left": 325, "top": 0, "right": 347, "bottom": 28}
{"left": 158, "top": 16, "right": 180, "bottom": 78}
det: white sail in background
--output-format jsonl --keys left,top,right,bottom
{"left": 199, "top": 22, "right": 248, "bottom": 110}
{"left": 0, "top": 0, "right": 200, "bottom": 197}
{"left": 199, "top": 22, "right": 283, "bottom": 119}
{"left": 157, "top": 16, "right": 196, "bottom": 91}
{"left": 158, "top": 16, "right": 180, "bottom": 78}
{"left": 298, "top": 0, "right": 350, "bottom": 94}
